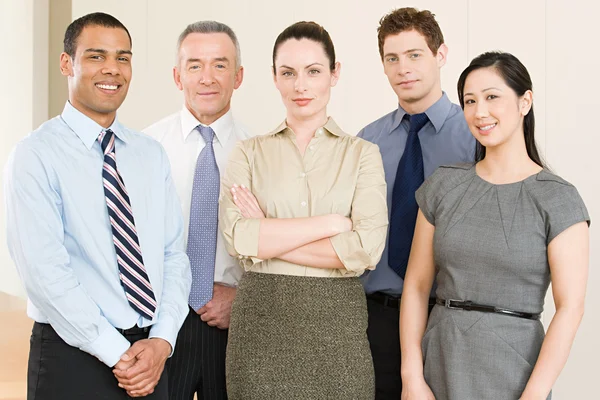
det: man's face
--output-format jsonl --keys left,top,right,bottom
{"left": 382, "top": 29, "right": 446, "bottom": 110}
{"left": 174, "top": 32, "right": 243, "bottom": 125}
{"left": 60, "top": 25, "right": 132, "bottom": 126}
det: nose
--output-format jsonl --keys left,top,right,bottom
{"left": 294, "top": 72, "right": 307, "bottom": 93}
{"left": 101, "top": 57, "right": 121, "bottom": 75}
{"left": 199, "top": 67, "right": 215, "bottom": 85}
{"left": 397, "top": 57, "right": 410, "bottom": 76}
{"left": 475, "top": 101, "right": 489, "bottom": 118}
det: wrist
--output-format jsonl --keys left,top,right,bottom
{"left": 150, "top": 338, "right": 172, "bottom": 359}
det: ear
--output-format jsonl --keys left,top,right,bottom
{"left": 60, "top": 52, "right": 73, "bottom": 77}
{"left": 330, "top": 62, "right": 341, "bottom": 87}
{"left": 520, "top": 90, "right": 533, "bottom": 116}
{"left": 436, "top": 43, "right": 448, "bottom": 68}
{"left": 173, "top": 66, "right": 183, "bottom": 91}
{"left": 233, "top": 66, "right": 244, "bottom": 90}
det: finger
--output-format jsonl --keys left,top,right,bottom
{"left": 120, "top": 340, "right": 144, "bottom": 363}
{"left": 206, "top": 318, "right": 219, "bottom": 327}
{"left": 115, "top": 357, "right": 151, "bottom": 382}
{"left": 128, "top": 380, "right": 158, "bottom": 397}
{"left": 232, "top": 188, "right": 253, "bottom": 211}
{"left": 120, "top": 374, "right": 156, "bottom": 392}
{"left": 197, "top": 305, "right": 208, "bottom": 315}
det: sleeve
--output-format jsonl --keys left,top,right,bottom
{"left": 218, "top": 141, "right": 263, "bottom": 269}
{"left": 4, "top": 144, "right": 130, "bottom": 367}
{"left": 545, "top": 184, "right": 591, "bottom": 244}
{"left": 329, "top": 143, "right": 388, "bottom": 275}
{"left": 148, "top": 146, "right": 192, "bottom": 356}
{"left": 415, "top": 167, "right": 449, "bottom": 226}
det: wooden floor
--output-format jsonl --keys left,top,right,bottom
{"left": 0, "top": 292, "right": 29, "bottom": 400}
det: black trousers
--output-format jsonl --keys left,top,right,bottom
{"left": 366, "top": 295, "right": 435, "bottom": 400}
{"left": 167, "top": 307, "right": 228, "bottom": 400}
{"left": 27, "top": 322, "right": 168, "bottom": 400}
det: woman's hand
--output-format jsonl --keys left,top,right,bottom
{"left": 231, "top": 184, "right": 265, "bottom": 219}
{"left": 401, "top": 377, "right": 436, "bottom": 400}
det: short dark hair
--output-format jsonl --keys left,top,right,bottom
{"left": 377, "top": 7, "right": 444, "bottom": 59}
{"left": 272, "top": 21, "right": 336, "bottom": 72}
{"left": 457, "top": 52, "right": 544, "bottom": 168}
{"left": 63, "top": 12, "right": 132, "bottom": 58}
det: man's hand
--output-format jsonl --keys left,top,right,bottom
{"left": 113, "top": 338, "right": 172, "bottom": 397}
{"left": 231, "top": 184, "right": 265, "bottom": 219}
{"left": 197, "top": 284, "right": 236, "bottom": 329}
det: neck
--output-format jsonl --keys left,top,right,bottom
{"left": 286, "top": 110, "right": 328, "bottom": 139}
{"left": 477, "top": 130, "right": 541, "bottom": 183}
{"left": 188, "top": 102, "right": 230, "bottom": 126}
{"left": 69, "top": 99, "right": 116, "bottom": 129}
{"left": 399, "top": 87, "right": 442, "bottom": 115}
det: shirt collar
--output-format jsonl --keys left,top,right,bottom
{"left": 391, "top": 92, "right": 453, "bottom": 134}
{"left": 269, "top": 117, "right": 347, "bottom": 137}
{"left": 61, "top": 101, "right": 127, "bottom": 150}
{"left": 180, "top": 105, "right": 233, "bottom": 146}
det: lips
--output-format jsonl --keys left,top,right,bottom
{"left": 293, "top": 98, "right": 313, "bottom": 106}
{"left": 399, "top": 80, "right": 418, "bottom": 87}
{"left": 95, "top": 82, "right": 121, "bottom": 94}
{"left": 477, "top": 123, "right": 497, "bottom": 135}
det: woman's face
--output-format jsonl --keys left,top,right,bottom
{"left": 273, "top": 38, "right": 340, "bottom": 122}
{"left": 462, "top": 67, "right": 531, "bottom": 150}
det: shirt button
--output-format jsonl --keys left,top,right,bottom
{"left": 238, "top": 255, "right": 243, "bottom": 259}
{"left": 300, "top": 172, "right": 306, "bottom": 178}
{"left": 316, "top": 128, "right": 324, "bottom": 136}
{"left": 309, "top": 145, "right": 314, "bottom": 151}
{"left": 301, "top": 201, "right": 307, "bottom": 207}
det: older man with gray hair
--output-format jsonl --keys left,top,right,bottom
{"left": 144, "top": 20, "right": 249, "bottom": 400}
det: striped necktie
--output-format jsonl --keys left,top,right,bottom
{"left": 99, "top": 129, "right": 157, "bottom": 320}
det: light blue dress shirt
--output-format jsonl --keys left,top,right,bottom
{"left": 4, "top": 102, "right": 191, "bottom": 367}
{"left": 358, "top": 93, "right": 475, "bottom": 296}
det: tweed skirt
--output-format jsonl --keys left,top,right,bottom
{"left": 226, "top": 272, "right": 374, "bottom": 400}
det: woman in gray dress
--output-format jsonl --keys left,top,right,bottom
{"left": 399, "top": 52, "right": 590, "bottom": 400}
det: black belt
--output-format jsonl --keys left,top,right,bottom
{"left": 367, "top": 292, "right": 436, "bottom": 309}
{"left": 436, "top": 298, "right": 541, "bottom": 320}
{"left": 116, "top": 325, "right": 150, "bottom": 336}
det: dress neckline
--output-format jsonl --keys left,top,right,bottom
{"left": 471, "top": 164, "right": 544, "bottom": 187}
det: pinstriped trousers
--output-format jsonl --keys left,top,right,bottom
{"left": 167, "top": 307, "right": 228, "bottom": 400}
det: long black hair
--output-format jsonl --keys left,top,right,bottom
{"left": 457, "top": 51, "right": 544, "bottom": 167}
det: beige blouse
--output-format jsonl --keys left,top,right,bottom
{"left": 219, "top": 118, "right": 388, "bottom": 277}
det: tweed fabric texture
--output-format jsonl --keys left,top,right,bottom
{"left": 226, "top": 272, "right": 374, "bottom": 399}
{"left": 415, "top": 163, "right": 590, "bottom": 400}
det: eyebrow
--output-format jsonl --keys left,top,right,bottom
{"left": 186, "top": 57, "right": 231, "bottom": 64}
{"left": 84, "top": 48, "right": 132, "bottom": 55}
{"left": 278, "top": 62, "right": 324, "bottom": 70}
{"left": 463, "top": 87, "right": 503, "bottom": 96}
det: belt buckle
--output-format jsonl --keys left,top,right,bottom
{"left": 445, "top": 299, "right": 462, "bottom": 309}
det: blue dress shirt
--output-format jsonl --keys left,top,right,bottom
{"left": 4, "top": 102, "right": 191, "bottom": 367}
{"left": 359, "top": 93, "right": 475, "bottom": 296}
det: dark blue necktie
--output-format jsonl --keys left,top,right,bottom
{"left": 388, "top": 113, "right": 429, "bottom": 279}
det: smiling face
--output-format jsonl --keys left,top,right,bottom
{"left": 273, "top": 38, "right": 339, "bottom": 123}
{"left": 60, "top": 25, "right": 132, "bottom": 127}
{"left": 462, "top": 67, "right": 532, "bottom": 149}
{"left": 382, "top": 29, "right": 446, "bottom": 113}
{"left": 174, "top": 32, "right": 243, "bottom": 125}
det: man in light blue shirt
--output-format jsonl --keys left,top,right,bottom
{"left": 357, "top": 8, "right": 474, "bottom": 399}
{"left": 4, "top": 12, "right": 190, "bottom": 399}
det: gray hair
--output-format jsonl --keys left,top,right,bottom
{"left": 176, "top": 21, "right": 241, "bottom": 69}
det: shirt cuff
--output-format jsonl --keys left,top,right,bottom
{"left": 329, "top": 232, "right": 375, "bottom": 276}
{"left": 233, "top": 218, "right": 261, "bottom": 257}
{"left": 149, "top": 314, "right": 178, "bottom": 357}
{"left": 79, "top": 319, "right": 130, "bottom": 367}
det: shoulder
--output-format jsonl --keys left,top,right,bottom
{"left": 358, "top": 109, "right": 397, "bottom": 140}
{"left": 420, "top": 163, "right": 475, "bottom": 197}
{"left": 142, "top": 112, "right": 180, "bottom": 142}
{"left": 525, "top": 169, "right": 585, "bottom": 204}
{"left": 231, "top": 116, "right": 253, "bottom": 140}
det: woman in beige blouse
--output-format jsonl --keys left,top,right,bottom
{"left": 219, "top": 21, "right": 388, "bottom": 399}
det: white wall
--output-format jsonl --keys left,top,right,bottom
{"left": 0, "top": 0, "right": 597, "bottom": 397}
{"left": 0, "top": 0, "right": 49, "bottom": 298}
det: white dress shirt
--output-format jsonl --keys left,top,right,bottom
{"left": 144, "top": 107, "right": 250, "bottom": 287}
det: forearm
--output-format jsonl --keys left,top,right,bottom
{"left": 256, "top": 215, "right": 341, "bottom": 260}
{"left": 278, "top": 238, "right": 344, "bottom": 269}
{"left": 520, "top": 306, "right": 584, "bottom": 399}
{"left": 400, "top": 284, "right": 431, "bottom": 381}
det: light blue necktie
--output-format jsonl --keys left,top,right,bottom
{"left": 187, "top": 125, "right": 219, "bottom": 310}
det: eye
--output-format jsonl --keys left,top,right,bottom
{"left": 118, "top": 57, "right": 130, "bottom": 62}
{"left": 281, "top": 71, "right": 294, "bottom": 77}
{"left": 215, "top": 64, "right": 226, "bottom": 69}
{"left": 386, "top": 57, "right": 398, "bottom": 63}
{"left": 308, "top": 69, "right": 321, "bottom": 75}
{"left": 464, "top": 99, "right": 475, "bottom": 105}
{"left": 89, "top": 55, "right": 103, "bottom": 60}
{"left": 189, "top": 65, "right": 200, "bottom": 71}
{"left": 409, "top": 53, "right": 421, "bottom": 59}
{"left": 487, "top": 94, "right": 498, "bottom": 100}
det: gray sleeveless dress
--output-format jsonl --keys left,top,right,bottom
{"left": 415, "top": 164, "right": 590, "bottom": 400}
